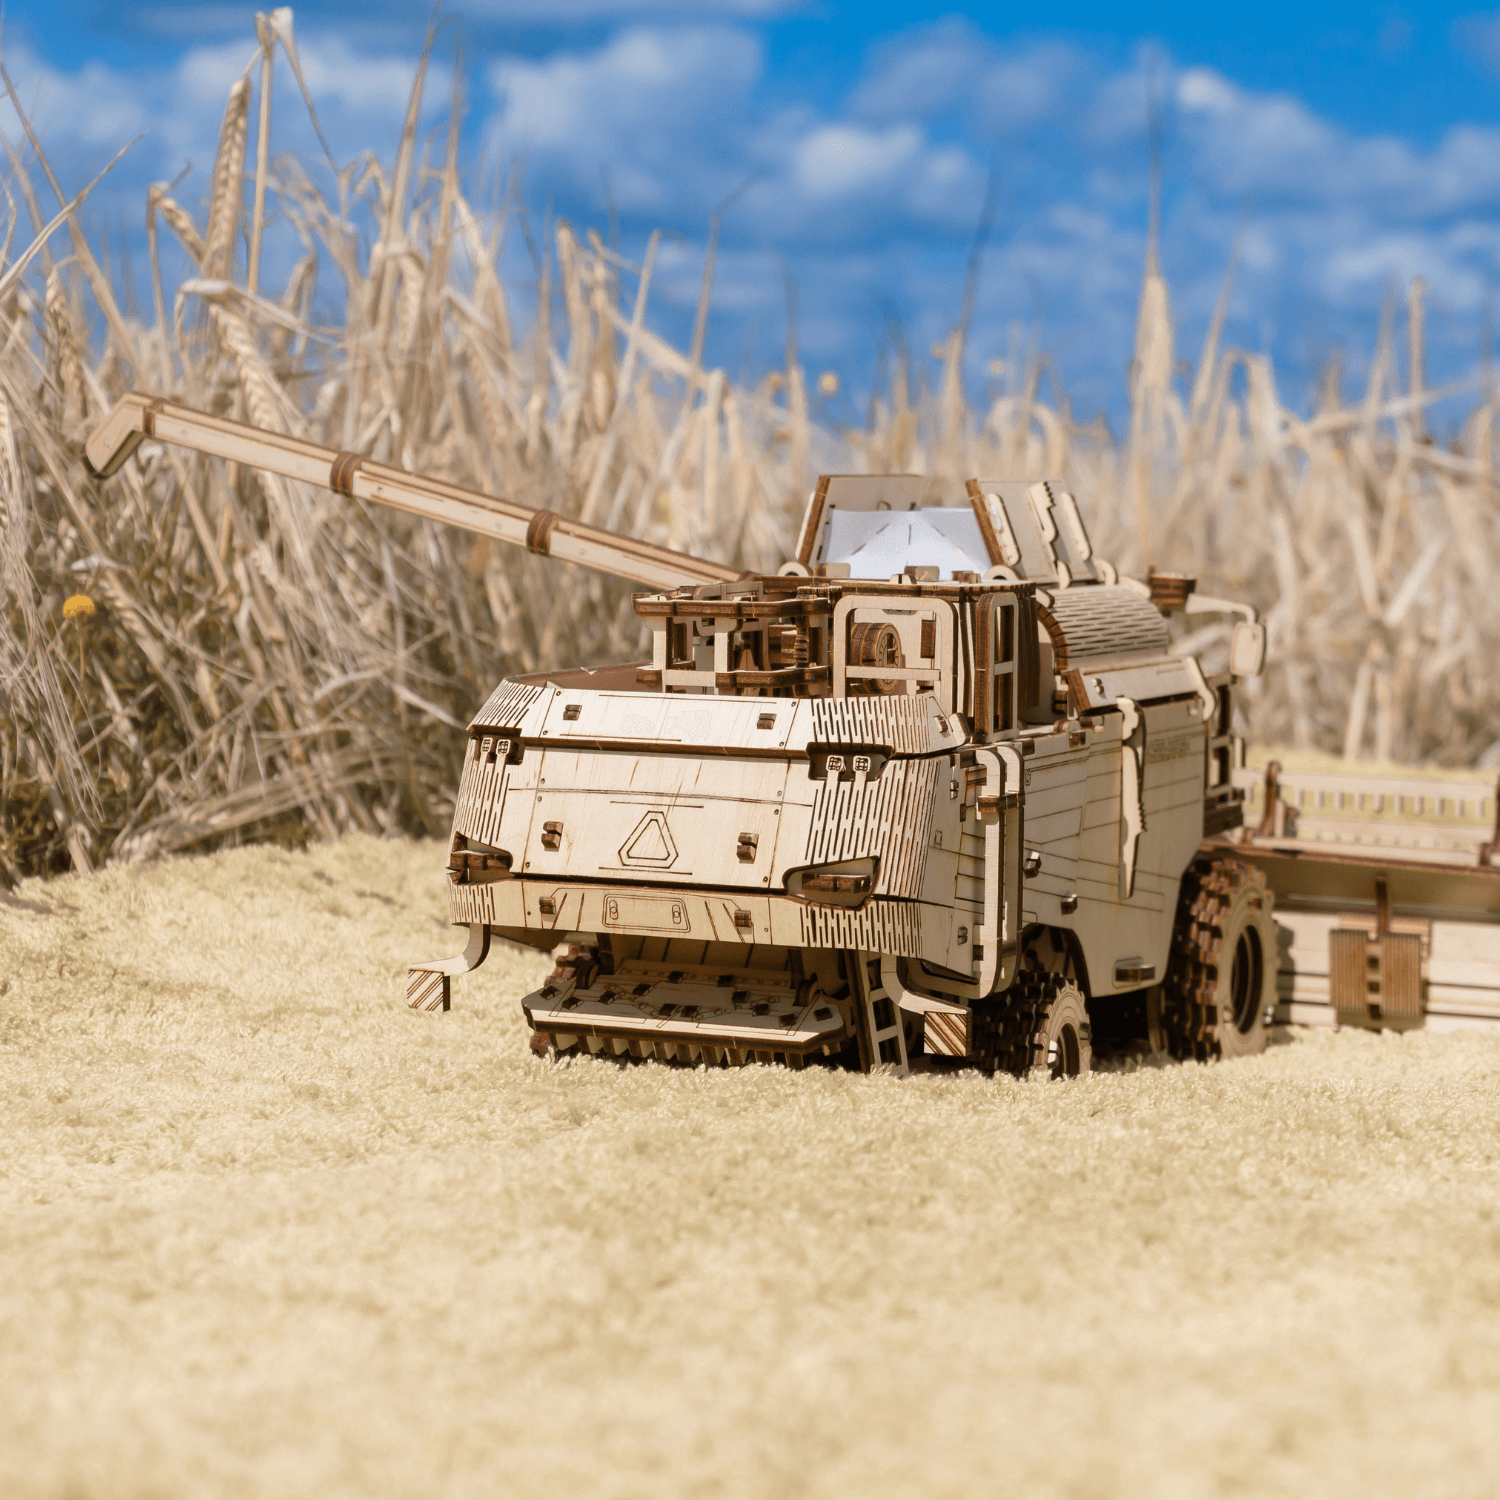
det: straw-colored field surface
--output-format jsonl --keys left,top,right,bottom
{"left": 3, "top": 836, "right": 1499, "bottom": 1499}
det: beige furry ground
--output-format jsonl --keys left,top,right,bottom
{"left": 3, "top": 837, "right": 1499, "bottom": 1499}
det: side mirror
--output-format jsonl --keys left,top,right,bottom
{"left": 1230, "top": 620, "right": 1266, "bottom": 678}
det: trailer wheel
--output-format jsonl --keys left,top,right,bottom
{"left": 1161, "top": 857, "right": 1276, "bottom": 1062}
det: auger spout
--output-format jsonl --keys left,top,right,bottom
{"left": 85, "top": 391, "right": 747, "bottom": 592}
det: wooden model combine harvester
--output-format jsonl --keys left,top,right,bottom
{"left": 86, "top": 393, "right": 1500, "bottom": 1075}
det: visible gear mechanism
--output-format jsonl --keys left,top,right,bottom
{"left": 1159, "top": 856, "right": 1276, "bottom": 1062}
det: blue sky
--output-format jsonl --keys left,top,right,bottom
{"left": 8, "top": 1, "right": 1500, "bottom": 427}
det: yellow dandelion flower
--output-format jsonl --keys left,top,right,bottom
{"left": 62, "top": 594, "right": 96, "bottom": 619}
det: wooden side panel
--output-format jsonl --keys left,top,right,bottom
{"left": 1064, "top": 700, "right": 1197, "bottom": 994}
{"left": 1024, "top": 744, "right": 1085, "bottom": 889}
{"left": 452, "top": 737, "right": 513, "bottom": 848}
{"left": 1266, "top": 909, "right": 1500, "bottom": 1030}
{"left": 1235, "top": 761, "right": 1498, "bottom": 867}
{"left": 470, "top": 679, "right": 547, "bottom": 731}
{"left": 1271, "top": 910, "right": 1336, "bottom": 1023}
{"left": 916, "top": 767, "right": 976, "bottom": 972}
{"left": 1076, "top": 722, "right": 1123, "bottom": 894}
{"left": 1427, "top": 921, "right": 1500, "bottom": 1021}
{"left": 808, "top": 694, "right": 961, "bottom": 756}
{"left": 1136, "top": 701, "right": 1209, "bottom": 887}
{"left": 796, "top": 901, "right": 923, "bottom": 955}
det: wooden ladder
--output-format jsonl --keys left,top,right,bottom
{"left": 851, "top": 951, "right": 910, "bottom": 1077}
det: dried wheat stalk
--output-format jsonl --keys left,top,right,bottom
{"left": 1, "top": 15, "right": 1496, "bottom": 883}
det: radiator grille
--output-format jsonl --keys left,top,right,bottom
{"left": 804, "top": 759, "right": 937, "bottom": 897}
{"left": 810, "top": 696, "right": 938, "bottom": 754}
{"left": 797, "top": 900, "right": 923, "bottom": 954}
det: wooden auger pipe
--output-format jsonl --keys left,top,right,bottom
{"left": 85, "top": 392, "right": 747, "bottom": 593}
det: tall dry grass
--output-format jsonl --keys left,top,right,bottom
{"left": 1, "top": 16, "right": 1496, "bottom": 883}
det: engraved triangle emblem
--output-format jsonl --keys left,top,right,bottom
{"left": 619, "top": 810, "right": 678, "bottom": 867}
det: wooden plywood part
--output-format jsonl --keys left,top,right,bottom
{"left": 105, "top": 388, "right": 1497, "bottom": 1057}
{"left": 1117, "top": 697, "right": 1146, "bottom": 900}
{"left": 470, "top": 680, "right": 548, "bottom": 732}
{"left": 850, "top": 950, "right": 910, "bottom": 1075}
{"left": 922, "top": 1008, "right": 970, "bottom": 1058}
{"left": 796, "top": 900, "right": 924, "bottom": 957}
{"left": 1330, "top": 928, "right": 1424, "bottom": 1027}
{"left": 1045, "top": 585, "right": 1171, "bottom": 666}
{"left": 407, "top": 924, "right": 491, "bottom": 1013}
{"left": 804, "top": 758, "right": 938, "bottom": 898}
{"left": 524, "top": 956, "right": 850, "bottom": 1064}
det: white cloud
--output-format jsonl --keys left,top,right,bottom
{"left": 485, "top": 27, "right": 761, "bottom": 213}
{"left": 976, "top": 48, "right": 1084, "bottom": 132}
{"left": 1174, "top": 65, "right": 1500, "bottom": 217}
{"left": 1047, "top": 204, "right": 1114, "bottom": 242}
{"left": 851, "top": 22, "right": 1085, "bottom": 136}
{"left": 1174, "top": 67, "right": 1237, "bottom": 116}
{"left": 1079, "top": 55, "right": 1159, "bottom": 148}
{"left": 2, "top": 30, "right": 447, "bottom": 188}
{"left": 1312, "top": 219, "right": 1500, "bottom": 308}
{"left": 849, "top": 19, "right": 989, "bottom": 119}
{"left": 2, "top": 46, "right": 153, "bottom": 152}
{"left": 4, "top": 14, "right": 1499, "bottom": 418}
{"left": 483, "top": 26, "right": 987, "bottom": 238}
{"left": 464, "top": 0, "right": 795, "bottom": 15}
{"left": 792, "top": 124, "right": 924, "bottom": 198}
{"left": 271, "top": 38, "right": 440, "bottom": 119}
{"left": 1178, "top": 70, "right": 1342, "bottom": 194}
{"left": 128, "top": 0, "right": 797, "bottom": 34}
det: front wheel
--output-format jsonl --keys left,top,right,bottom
{"left": 1036, "top": 980, "right": 1092, "bottom": 1079}
{"left": 978, "top": 969, "right": 1092, "bottom": 1079}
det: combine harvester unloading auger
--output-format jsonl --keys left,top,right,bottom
{"left": 86, "top": 392, "right": 1500, "bottom": 1074}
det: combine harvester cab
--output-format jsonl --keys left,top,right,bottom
{"left": 87, "top": 395, "right": 1281, "bottom": 1077}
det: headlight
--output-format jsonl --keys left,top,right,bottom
{"left": 448, "top": 834, "right": 513, "bottom": 885}
{"left": 784, "top": 857, "right": 878, "bottom": 907}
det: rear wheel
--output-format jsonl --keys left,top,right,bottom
{"left": 1161, "top": 856, "right": 1276, "bottom": 1062}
